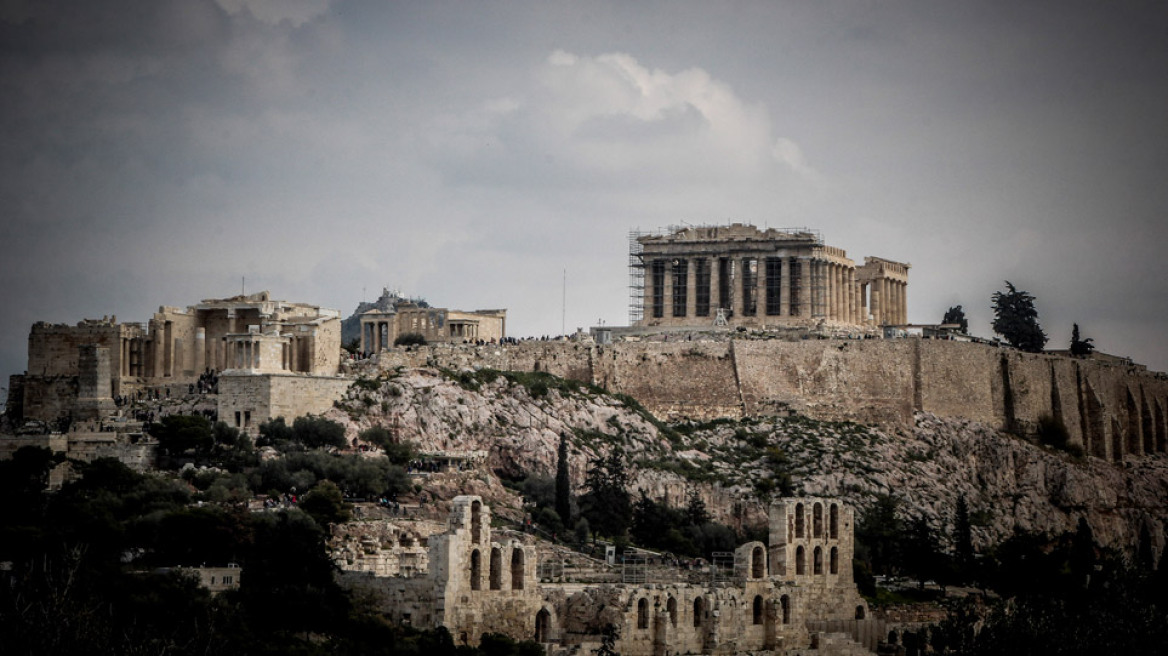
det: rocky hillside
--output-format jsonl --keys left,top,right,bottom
{"left": 323, "top": 367, "right": 1168, "bottom": 554}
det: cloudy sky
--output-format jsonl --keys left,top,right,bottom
{"left": 2, "top": 0, "right": 1167, "bottom": 391}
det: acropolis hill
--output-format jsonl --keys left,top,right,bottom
{"left": 4, "top": 225, "right": 1167, "bottom": 552}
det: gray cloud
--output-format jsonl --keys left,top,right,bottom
{"left": 2, "top": 0, "right": 1167, "bottom": 398}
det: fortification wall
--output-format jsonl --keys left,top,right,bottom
{"left": 378, "top": 339, "right": 1168, "bottom": 460}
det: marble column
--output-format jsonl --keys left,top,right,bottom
{"left": 800, "top": 259, "right": 812, "bottom": 318}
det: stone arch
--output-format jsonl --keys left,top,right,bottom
{"left": 490, "top": 547, "right": 502, "bottom": 590}
{"left": 795, "top": 503, "right": 805, "bottom": 538}
{"left": 637, "top": 598, "right": 649, "bottom": 630}
{"left": 830, "top": 546, "right": 839, "bottom": 574}
{"left": 471, "top": 500, "right": 483, "bottom": 543}
{"left": 511, "top": 548, "right": 525, "bottom": 590}
{"left": 752, "top": 595, "right": 764, "bottom": 625}
{"left": 829, "top": 504, "right": 839, "bottom": 539}
{"left": 535, "top": 608, "right": 552, "bottom": 643}
{"left": 796, "top": 545, "right": 805, "bottom": 575}
{"left": 813, "top": 546, "right": 823, "bottom": 575}
{"left": 855, "top": 605, "right": 866, "bottom": 620}
{"left": 693, "top": 597, "right": 705, "bottom": 627}
{"left": 667, "top": 597, "right": 678, "bottom": 627}
{"left": 780, "top": 595, "right": 790, "bottom": 624}
{"left": 813, "top": 502, "right": 823, "bottom": 538}
{"left": 751, "top": 545, "right": 765, "bottom": 579}
{"left": 470, "top": 549, "right": 481, "bottom": 591}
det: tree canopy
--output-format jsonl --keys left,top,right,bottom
{"left": 992, "top": 281, "right": 1047, "bottom": 352}
{"left": 578, "top": 449, "right": 632, "bottom": 539}
{"left": 1070, "top": 323, "right": 1095, "bottom": 356}
{"left": 942, "top": 305, "right": 969, "bottom": 333}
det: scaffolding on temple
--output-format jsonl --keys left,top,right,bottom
{"left": 628, "top": 230, "right": 647, "bottom": 325}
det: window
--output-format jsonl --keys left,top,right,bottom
{"left": 535, "top": 609, "right": 551, "bottom": 643}
{"left": 813, "top": 547, "right": 823, "bottom": 575}
{"left": 637, "top": 598, "right": 649, "bottom": 629}
{"left": 470, "top": 549, "right": 481, "bottom": 590}
{"left": 752, "top": 595, "right": 763, "bottom": 625}
{"left": 796, "top": 546, "right": 805, "bottom": 575}
{"left": 795, "top": 503, "right": 805, "bottom": 538}
{"left": 511, "top": 549, "right": 525, "bottom": 590}
{"left": 813, "top": 503, "right": 823, "bottom": 538}
{"left": 752, "top": 546, "right": 765, "bottom": 579}
{"left": 471, "top": 500, "right": 482, "bottom": 543}
{"left": 830, "top": 504, "right": 839, "bottom": 539}
{"left": 693, "top": 597, "right": 705, "bottom": 627}
{"left": 490, "top": 548, "right": 502, "bottom": 590}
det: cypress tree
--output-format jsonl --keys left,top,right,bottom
{"left": 555, "top": 434, "right": 572, "bottom": 527}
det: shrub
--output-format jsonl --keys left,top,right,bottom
{"left": 394, "top": 332, "right": 427, "bottom": 347}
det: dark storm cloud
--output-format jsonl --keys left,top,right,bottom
{"left": 1, "top": 0, "right": 1167, "bottom": 399}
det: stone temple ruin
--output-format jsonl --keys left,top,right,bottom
{"left": 341, "top": 496, "right": 881, "bottom": 655}
{"left": 631, "top": 224, "right": 909, "bottom": 330}
{"left": 9, "top": 291, "right": 342, "bottom": 425}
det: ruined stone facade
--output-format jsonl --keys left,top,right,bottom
{"left": 633, "top": 225, "right": 909, "bottom": 330}
{"left": 342, "top": 496, "right": 870, "bottom": 655}
{"left": 11, "top": 291, "right": 341, "bottom": 423}
{"left": 360, "top": 303, "right": 506, "bottom": 353}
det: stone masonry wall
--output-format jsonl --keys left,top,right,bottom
{"left": 218, "top": 373, "right": 351, "bottom": 432}
{"left": 375, "top": 339, "right": 1168, "bottom": 460}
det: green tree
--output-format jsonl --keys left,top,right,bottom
{"left": 855, "top": 494, "right": 902, "bottom": 576}
{"left": 359, "top": 426, "right": 415, "bottom": 464}
{"left": 257, "top": 416, "right": 295, "bottom": 447}
{"left": 942, "top": 305, "right": 969, "bottom": 333}
{"left": 555, "top": 434, "right": 572, "bottom": 527}
{"left": 150, "top": 414, "right": 214, "bottom": 457}
{"left": 992, "top": 281, "right": 1047, "bottom": 352}
{"left": 1070, "top": 323, "right": 1095, "bottom": 356}
{"left": 394, "top": 332, "right": 427, "bottom": 346}
{"left": 578, "top": 449, "right": 632, "bottom": 539}
{"left": 292, "top": 415, "right": 348, "bottom": 449}
{"left": 299, "top": 480, "right": 352, "bottom": 527}
{"left": 685, "top": 488, "right": 711, "bottom": 527}
{"left": 903, "top": 515, "right": 946, "bottom": 589}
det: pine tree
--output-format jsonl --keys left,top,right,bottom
{"left": 954, "top": 495, "right": 974, "bottom": 582}
{"left": 992, "top": 281, "right": 1047, "bottom": 352}
{"left": 685, "top": 488, "right": 710, "bottom": 527}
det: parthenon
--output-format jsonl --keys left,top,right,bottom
{"left": 632, "top": 224, "right": 909, "bottom": 330}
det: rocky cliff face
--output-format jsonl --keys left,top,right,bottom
{"left": 324, "top": 367, "right": 1167, "bottom": 556}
